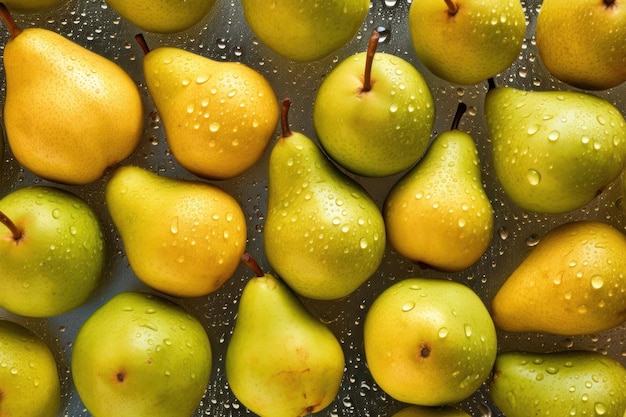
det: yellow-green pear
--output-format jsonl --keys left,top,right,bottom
{"left": 240, "top": 0, "right": 370, "bottom": 62}
{"left": 485, "top": 85, "right": 626, "bottom": 213}
{"left": 0, "top": 5, "right": 143, "bottom": 185}
{"left": 313, "top": 30, "right": 435, "bottom": 177}
{"left": 490, "top": 350, "right": 626, "bottom": 417}
{"left": 72, "top": 291, "right": 212, "bottom": 417}
{"left": 536, "top": 0, "right": 626, "bottom": 90}
{"left": 264, "top": 99, "right": 386, "bottom": 300}
{"left": 392, "top": 405, "right": 470, "bottom": 417}
{"left": 226, "top": 254, "right": 345, "bottom": 417}
{"left": 105, "top": 165, "right": 247, "bottom": 297}
{"left": 384, "top": 103, "right": 494, "bottom": 271}
{"left": 3, "top": 0, "right": 63, "bottom": 13}
{"left": 408, "top": 0, "right": 526, "bottom": 85}
{"left": 364, "top": 278, "right": 497, "bottom": 406}
{"left": 0, "top": 320, "right": 61, "bottom": 417}
{"left": 137, "top": 36, "right": 279, "bottom": 180}
{"left": 492, "top": 221, "right": 626, "bottom": 335}
{"left": 106, "top": 0, "right": 217, "bottom": 33}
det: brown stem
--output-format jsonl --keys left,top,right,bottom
{"left": 0, "top": 3, "right": 22, "bottom": 39}
{"left": 451, "top": 102, "right": 467, "bottom": 131}
{"left": 444, "top": 0, "right": 459, "bottom": 15}
{"left": 280, "top": 98, "right": 293, "bottom": 138}
{"left": 362, "top": 30, "right": 380, "bottom": 93}
{"left": 0, "top": 210, "right": 22, "bottom": 241}
{"left": 134, "top": 33, "right": 151, "bottom": 55}
{"left": 241, "top": 253, "right": 264, "bottom": 277}
{"left": 604, "top": 0, "right": 616, "bottom": 8}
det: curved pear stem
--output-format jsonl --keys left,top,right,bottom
{"left": 0, "top": 210, "right": 22, "bottom": 241}
{"left": 134, "top": 33, "right": 151, "bottom": 56}
{"left": 280, "top": 98, "right": 293, "bottom": 138}
{"left": 0, "top": 3, "right": 22, "bottom": 39}
{"left": 362, "top": 30, "right": 380, "bottom": 93}
{"left": 451, "top": 102, "right": 467, "bottom": 131}
{"left": 604, "top": 0, "right": 616, "bottom": 8}
{"left": 444, "top": 0, "right": 459, "bottom": 16}
{"left": 241, "top": 253, "right": 265, "bottom": 277}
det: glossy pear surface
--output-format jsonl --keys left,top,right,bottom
{"left": 264, "top": 130, "right": 386, "bottom": 300}
{"left": 492, "top": 221, "right": 626, "bottom": 335}
{"left": 408, "top": 0, "right": 526, "bottom": 85}
{"left": 536, "top": 0, "right": 626, "bottom": 90}
{"left": 384, "top": 129, "right": 493, "bottom": 271}
{"left": 0, "top": 320, "right": 61, "bottom": 417}
{"left": 491, "top": 350, "right": 626, "bottom": 417}
{"left": 485, "top": 87, "right": 626, "bottom": 213}
{"left": 0, "top": 186, "right": 105, "bottom": 317}
{"left": 2, "top": 24, "right": 143, "bottom": 184}
{"left": 226, "top": 271, "right": 345, "bottom": 417}
{"left": 105, "top": 165, "right": 247, "bottom": 297}
{"left": 107, "top": 0, "right": 217, "bottom": 33}
{"left": 364, "top": 278, "right": 497, "bottom": 406}
{"left": 313, "top": 51, "right": 435, "bottom": 177}
{"left": 143, "top": 46, "right": 278, "bottom": 179}
{"left": 4, "top": 0, "right": 63, "bottom": 12}
{"left": 72, "top": 291, "right": 212, "bottom": 417}
{"left": 392, "top": 405, "right": 470, "bottom": 417}
{"left": 240, "top": 0, "right": 369, "bottom": 62}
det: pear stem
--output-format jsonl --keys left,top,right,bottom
{"left": 451, "top": 102, "right": 467, "bottom": 131}
{"left": 444, "top": 0, "right": 459, "bottom": 15}
{"left": 0, "top": 210, "right": 22, "bottom": 241}
{"left": 241, "top": 253, "right": 265, "bottom": 277}
{"left": 362, "top": 30, "right": 380, "bottom": 93}
{"left": 0, "top": 3, "right": 22, "bottom": 39}
{"left": 280, "top": 98, "right": 293, "bottom": 138}
{"left": 134, "top": 33, "right": 151, "bottom": 56}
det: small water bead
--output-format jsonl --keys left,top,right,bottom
{"left": 52, "top": 209, "right": 61, "bottom": 219}
{"left": 401, "top": 301, "right": 415, "bottom": 312}
{"left": 526, "top": 234, "right": 541, "bottom": 247}
{"left": 591, "top": 275, "right": 604, "bottom": 289}
{"left": 438, "top": 327, "right": 449, "bottom": 338}
{"left": 548, "top": 130, "right": 560, "bottom": 141}
{"left": 526, "top": 169, "right": 541, "bottom": 185}
{"left": 464, "top": 324, "right": 472, "bottom": 337}
{"left": 594, "top": 403, "right": 607, "bottom": 415}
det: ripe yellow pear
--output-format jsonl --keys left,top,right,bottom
{"left": 3, "top": 0, "right": 63, "bottom": 13}
{"left": 0, "top": 4, "right": 143, "bottom": 185}
{"left": 492, "top": 221, "right": 626, "bottom": 335}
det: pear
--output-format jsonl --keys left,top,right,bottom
{"left": 72, "top": 291, "right": 212, "bottom": 417}
{"left": 240, "top": 0, "right": 369, "bottom": 62}
{"left": 107, "top": 0, "right": 217, "bottom": 33}
{"left": 384, "top": 103, "right": 494, "bottom": 271}
{"left": 0, "top": 4, "right": 143, "bottom": 185}
{"left": 313, "top": 30, "right": 435, "bottom": 177}
{"left": 0, "top": 320, "right": 61, "bottom": 417}
{"left": 490, "top": 350, "right": 626, "bottom": 417}
{"left": 408, "top": 0, "right": 526, "bottom": 85}
{"left": 0, "top": 186, "right": 105, "bottom": 317}
{"left": 264, "top": 99, "right": 386, "bottom": 300}
{"left": 136, "top": 35, "right": 279, "bottom": 180}
{"left": 536, "top": 0, "right": 626, "bottom": 90}
{"left": 491, "top": 220, "right": 626, "bottom": 335}
{"left": 364, "top": 278, "right": 497, "bottom": 406}
{"left": 105, "top": 165, "right": 247, "bottom": 297}
{"left": 392, "top": 405, "right": 470, "bottom": 417}
{"left": 485, "top": 85, "right": 626, "bottom": 214}
{"left": 226, "top": 254, "right": 345, "bottom": 417}
{"left": 3, "top": 0, "right": 63, "bottom": 13}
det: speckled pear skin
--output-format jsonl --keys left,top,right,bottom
{"left": 485, "top": 86, "right": 626, "bottom": 214}
{"left": 391, "top": 405, "right": 471, "bottom": 417}
{"left": 3, "top": 0, "right": 63, "bottom": 13}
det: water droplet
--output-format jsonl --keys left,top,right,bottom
{"left": 548, "top": 131, "right": 560, "bottom": 141}
{"left": 526, "top": 234, "right": 540, "bottom": 246}
{"left": 401, "top": 301, "right": 415, "bottom": 312}
{"left": 52, "top": 209, "right": 61, "bottom": 219}
{"left": 210, "top": 122, "right": 220, "bottom": 132}
{"left": 526, "top": 169, "right": 541, "bottom": 185}
{"left": 594, "top": 403, "right": 607, "bottom": 415}
{"left": 438, "top": 327, "right": 449, "bottom": 338}
{"left": 527, "top": 124, "right": 539, "bottom": 135}
{"left": 591, "top": 275, "right": 604, "bottom": 289}
{"left": 359, "top": 238, "right": 368, "bottom": 249}
{"left": 498, "top": 226, "right": 509, "bottom": 240}
{"left": 170, "top": 217, "right": 179, "bottom": 234}
{"left": 464, "top": 324, "right": 472, "bottom": 337}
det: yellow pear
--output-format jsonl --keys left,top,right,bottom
{"left": 4, "top": 0, "right": 64, "bottom": 13}
{"left": 492, "top": 221, "right": 626, "bottom": 335}
{"left": 0, "top": 5, "right": 143, "bottom": 185}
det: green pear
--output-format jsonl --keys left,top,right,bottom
{"left": 491, "top": 221, "right": 626, "bottom": 335}
{"left": 0, "top": 320, "right": 60, "bottom": 417}
{"left": 107, "top": 0, "right": 217, "bottom": 33}
{"left": 392, "top": 405, "right": 470, "bottom": 417}
{"left": 0, "top": 186, "right": 105, "bottom": 317}
{"left": 264, "top": 99, "right": 386, "bottom": 300}
{"left": 384, "top": 103, "right": 494, "bottom": 271}
{"left": 408, "top": 0, "right": 526, "bottom": 85}
{"left": 0, "top": 5, "right": 143, "bottom": 185}
{"left": 364, "top": 278, "right": 497, "bottom": 406}
{"left": 485, "top": 85, "right": 626, "bottom": 213}
{"left": 313, "top": 30, "right": 435, "bottom": 177}
{"left": 105, "top": 165, "right": 247, "bottom": 297}
{"left": 490, "top": 350, "right": 626, "bottom": 417}
{"left": 536, "top": 0, "right": 626, "bottom": 90}
{"left": 3, "top": 0, "right": 63, "bottom": 13}
{"left": 240, "top": 0, "right": 369, "bottom": 62}
{"left": 72, "top": 291, "right": 212, "bottom": 417}
{"left": 137, "top": 36, "right": 279, "bottom": 180}
{"left": 226, "top": 254, "right": 345, "bottom": 417}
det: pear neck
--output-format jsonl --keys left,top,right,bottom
{"left": 0, "top": 3, "right": 22, "bottom": 39}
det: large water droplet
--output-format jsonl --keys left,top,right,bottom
{"left": 591, "top": 275, "right": 604, "bottom": 289}
{"left": 401, "top": 301, "right": 415, "bottom": 312}
{"left": 526, "top": 169, "right": 541, "bottom": 185}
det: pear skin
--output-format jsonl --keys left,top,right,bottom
{"left": 105, "top": 165, "right": 247, "bottom": 297}
{"left": 140, "top": 43, "right": 279, "bottom": 180}
{"left": 0, "top": 6, "right": 143, "bottom": 185}
{"left": 226, "top": 255, "right": 345, "bottom": 417}
{"left": 491, "top": 221, "right": 626, "bottom": 335}
{"left": 3, "top": 0, "right": 64, "bottom": 13}
{"left": 490, "top": 350, "right": 626, "bottom": 417}
{"left": 392, "top": 405, "right": 470, "bottom": 417}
